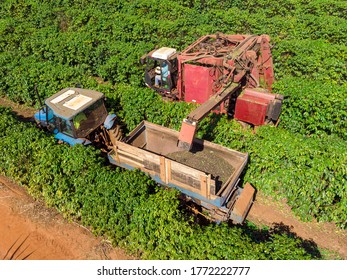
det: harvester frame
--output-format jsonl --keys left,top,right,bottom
{"left": 142, "top": 33, "right": 283, "bottom": 150}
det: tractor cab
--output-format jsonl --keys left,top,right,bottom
{"left": 34, "top": 88, "right": 118, "bottom": 146}
{"left": 141, "top": 47, "right": 178, "bottom": 96}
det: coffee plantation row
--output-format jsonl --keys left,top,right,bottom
{"left": 0, "top": 0, "right": 346, "bottom": 258}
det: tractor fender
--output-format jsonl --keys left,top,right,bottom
{"left": 54, "top": 132, "right": 91, "bottom": 146}
{"left": 104, "top": 113, "right": 117, "bottom": 130}
{"left": 34, "top": 107, "right": 55, "bottom": 129}
{"left": 34, "top": 108, "right": 49, "bottom": 126}
{"left": 229, "top": 182, "right": 255, "bottom": 224}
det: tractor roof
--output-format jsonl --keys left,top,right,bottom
{"left": 45, "top": 88, "right": 104, "bottom": 120}
{"left": 151, "top": 47, "right": 177, "bottom": 60}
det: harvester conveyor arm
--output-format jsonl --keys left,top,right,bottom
{"left": 177, "top": 82, "right": 240, "bottom": 150}
{"left": 187, "top": 82, "right": 240, "bottom": 122}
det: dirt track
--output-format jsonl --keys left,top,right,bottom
{"left": 0, "top": 97, "right": 346, "bottom": 259}
{"left": 0, "top": 176, "right": 133, "bottom": 260}
{"left": 248, "top": 194, "right": 347, "bottom": 259}
{"left": 0, "top": 97, "right": 36, "bottom": 120}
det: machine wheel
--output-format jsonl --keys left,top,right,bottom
{"left": 108, "top": 123, "right": 123, "bottom": 146}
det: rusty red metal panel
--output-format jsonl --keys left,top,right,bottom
{"left": 183, "top": 64, "right": 219, "bottom": 104}
{"left": 177, "top": 120, "right": 197, "bottom": 150}
{"left": 243, "top": 88, "right": 276, "bottom": 103}
{"left": 232, "top": 182, "right": 255, "bottom": 220}
{"left": 178, "top": 121, "right": 196, "bottom": 143}
{"left": 234, "top": 88, "right": 280, "bottom": 125}
{"left": 234, "top": 95, "right": 268, "bottom": 126}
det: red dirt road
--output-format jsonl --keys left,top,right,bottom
{"left": 0, "top": 176, "right": 133, "bottom": 260}
{"left": 248, "top": 194, "right": 347, "bottom": 259}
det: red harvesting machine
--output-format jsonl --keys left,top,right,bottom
{"left": 141, "top": 34, "right": 283, "bottom": 150}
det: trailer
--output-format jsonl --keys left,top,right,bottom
{"left": 108, "top": 121, "right": 255, "bottom": 223}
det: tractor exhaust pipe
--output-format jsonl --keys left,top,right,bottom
{"left": 34, "top": 84, "right": 44, "bottom": 109}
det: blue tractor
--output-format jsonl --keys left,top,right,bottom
{"left": 34, "top": 88, "right": 122, "bottom": 148}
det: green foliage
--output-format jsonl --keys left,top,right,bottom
{"left": 274, "top": 77, "right": 347, "bottom": 140}
{"left": 274, "top": 40, "right": 347, "bottom": 84}
{"left": 0, "top": 0, "right": 346, "bottom": 258}
{"left": 126, "top": 188, "right": 193, "bottom": 259}
{"left": 197, "top": 114, "right": 254, "bottom": 151}
{"left": 110, "top": 84, "right": 194, "bottom": 132}
{"left": 243, "top": 126, "right": 347, "bottom": 228}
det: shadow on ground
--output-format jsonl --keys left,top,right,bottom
{"left": 240, "top": 222, "right": 322, "bottom": 259}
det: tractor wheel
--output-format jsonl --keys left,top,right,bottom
{"left": 108, "top": 123, "right": 123, "bottom": 146}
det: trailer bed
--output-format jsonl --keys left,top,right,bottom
{"left": 108, "top": 121, "right": 253, "bottom": 223}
